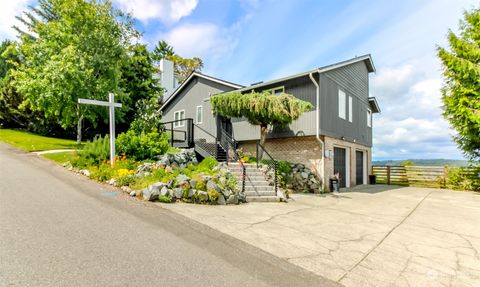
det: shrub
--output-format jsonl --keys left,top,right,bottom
{"left": 196, "top": 156, "right": 218, "bottom": 173}
{"left": 116, "top": 130, "right": 169, "bottom": 160}
{"left": 159, "top": 194, "right": 173, "bottom": 203}
{"left": 447, "top": 166, "right": 480, "bottom": 191}
{"left": 74, "top": 135, "right": 109, "bottom": 167}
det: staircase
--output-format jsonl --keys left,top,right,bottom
{"left": 194, "top": 140, "right": 227, "bottom": 162}
{"left": 228, "top": 162, "right": 281, "bottom": 202}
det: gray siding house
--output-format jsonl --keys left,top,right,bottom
{"left": 160, "top": 55, "right": 380, "bottom": 191}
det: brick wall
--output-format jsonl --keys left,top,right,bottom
{"left": 238, "top": 135, "right": 372, "bottom": 192}
{"left": 323, "top": 136, "right": 372, "bottom": 189}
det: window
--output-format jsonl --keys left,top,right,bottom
{"left": 174, "top": 110, "right": 185, "bottom": 127}
{"left": 348, "top": 96, "right": 353, "bottom": 122}
{"left": 338, "top": 89, "right": 346, "bottom": 120}
{"left": 265, "top": 86, "right": 284, "bottom": 95}
{"left": 196, "top": 105, "right": 203, "bottom": 124}
{"left": 367, "top": 109, "right": 372, "bottom": 127}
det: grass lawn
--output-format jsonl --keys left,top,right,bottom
{"left": 41, "top": 151, "right": 77, "bottom": 164}
{"left": 0, "top": 129, "right": 82, "bottom": 152}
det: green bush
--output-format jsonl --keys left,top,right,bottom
{"left": 116, "top": 130, "right": 169, "bottom": 160}
{"left": 196, "top": 156, "right": 218, "bottom": 173}
{"left": 74, "top": 135, "right": 109, "bottom": 167}
{"left": 158, "top": 194, "right": 173, "bottom": 203}
{"left": 447, "top": 166, "right": 480, "bottom": 191}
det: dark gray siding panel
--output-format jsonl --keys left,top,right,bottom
{"left": 162, "top": 77, "right": 236, "bottom": 139}
{"left": 233, "top": 75, "right": 317, "bottom": 141}
{"left": 319, "top": 62, "right": 372, "bottom": 146}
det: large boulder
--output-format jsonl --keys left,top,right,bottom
{"left": 142, "top": 182, "right": 168, "bottom": 201}
{"left": 174, "top": 188, "right": 184, "bottom": 199}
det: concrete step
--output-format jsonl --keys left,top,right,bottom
{"left": 230, "top": 170, "right": 264, "bottom": 176}
{"left": 233, "top": 176, "right": 268, "bottom": 182}
{"left": 241, "top": 185, "right": 275, "bottom": 192}
{"left": 245, "top": 191, "right": 276, "bottom": 196}
{"left": 246, "top": 196, "right": 280, "bottom": 203}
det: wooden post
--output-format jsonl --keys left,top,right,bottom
{"left": 387, "top": 166, "right": 391, "bottom": 185}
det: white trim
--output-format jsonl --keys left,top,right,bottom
{"left": 348, "top": 96, "right": 353, "bottom": 123}
{"left": 160, "top": 72, "right": 243, "bottom": 111}
{"left": 196, "top": 105, "right": 203, "bottom": 124}
{"left": 173, "top": 109, "right": 185, "bottom": 127}
{"left": 338, "top": 89, "right": 346, "bottom": 120}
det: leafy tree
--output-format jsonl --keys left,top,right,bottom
{"left": 401, "top": 160, "right": 414, "bottom": 166}
{"left": 119, "top": 43, "right": 162, "bottom": 132}
{"left": 167, "top": 54, "right": 203, "bottom": 83}
{"left": 151, "top": 40, "right": 204, "bottom": 83}
{"left": 12, "top": 0, "right": 139, "bottom": 143}
{"left": 438, "top": 7, "right": 480, "bottom": 160}
{"left": 210, "top": 91, "right": 312, "bottom": 147}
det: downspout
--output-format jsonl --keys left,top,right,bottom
{"left": 309, "top": 72, "right": 325, "bottom": 192}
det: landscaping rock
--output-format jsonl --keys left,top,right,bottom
{"left": 129, "top": 190, "right": 136, "bottom": 197}
{"left": 237, "top": 191, "right": 246, "bottom": 203}
{"left": 174, "top": 188, "right": 183, "bottom": 199}
{"left": 160, "top": 186, "right": 169, "bottom": 196}
{"left": 217, "top": 194, "right": 226, "bottom": 205}
{"left": 79, "top": 169, "right": 90, "bottom": 177}
{"left": 226, "top": 194, "right": 239, "bottom": 205}
{"left": 222, "top": 188, "right": 232, "bottom": 199}
{"left": 196, "top": 190, "right": 209, "bottom": 203}
{"left": 206, "top": 181, "right": 221, "bottom": 192}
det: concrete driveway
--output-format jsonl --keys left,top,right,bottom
{"left": 160, "top": 185, "right": 480, "bottom": 286}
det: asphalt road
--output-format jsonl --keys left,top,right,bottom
{"left": 0, "top": 142, "right": 338, "bottom": 287}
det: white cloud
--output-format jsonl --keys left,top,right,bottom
{"left": 152, "top": 22, "right": 238, "bottom": 69}
{"left": 114, "top": 0, "right": 198, "bottom": 24}
{"left": 0, "top": 0, "right": 31, "bottom": 39}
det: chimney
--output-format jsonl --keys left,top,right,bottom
{"left": 159, "top": 59, "right": 175, "bottom": 97}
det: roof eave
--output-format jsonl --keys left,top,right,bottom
{"left": 368, "top": 97, "right": 381, "bottom": 113}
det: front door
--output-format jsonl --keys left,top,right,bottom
{"left": 356, "top": 151, "right": 364, "bottom": 185}
{"left": 334, "top": 147, "right": 347, "bottom": 188}
{"left": 216, "top": 116, "right": 232, "bottom": 141}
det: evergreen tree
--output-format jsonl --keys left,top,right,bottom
{"left": 438, "top": 7, "right": 480, "bottom": 160}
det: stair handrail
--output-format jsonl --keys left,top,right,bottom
{"left": 256, "top": 142, "right": 278, "bottom": 196}
{"left": 160, "top": 118, "right": 193, "bottom": 146}
{"left": 219, "top": 128, "right": 246, "bottom": 194}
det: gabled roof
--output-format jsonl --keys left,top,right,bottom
{"left": 238, "top": 54, "right": 375, "bottom": 92}
{"left": 160, "top": 72, "right": 243, "bottom": 111}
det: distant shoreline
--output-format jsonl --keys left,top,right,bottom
{"left": 372, "top": 159, "right": 469, "bottom": 166}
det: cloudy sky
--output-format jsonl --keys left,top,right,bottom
{"left": 1, "top": 0, "right": 478, "bottom": 160}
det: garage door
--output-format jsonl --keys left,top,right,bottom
{"left": 356, "top": 151, "right": 364, "bottom": 185}
{"left": 334, "top": 147, "right": 346, "bottom": 188}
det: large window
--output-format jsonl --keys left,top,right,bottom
{"left": 338, "top": 89, "right": 346, "bottom": 120}
{"left": 348, "top": 96, "right": 353, "bottom": 123}
{"left": 196, "top": 105, "right": 203, "bottom": 124}
{"left": 367, "top": 109, "right": 372, "bottom": 127}
{"left": 174, "top": 110, "right": 185, "bottom": 127}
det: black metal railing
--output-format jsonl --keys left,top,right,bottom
{"left": 256, "top": 142, "right": 278, "bottom": 196}
{"left": 160, "top": 118, "right": 194, "bottom": 147}
{"left": 192, "top": 123, "right": 219, "bottom": 158}
{"left": 219, "top": 128, "right": 246, "bottom": 193}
